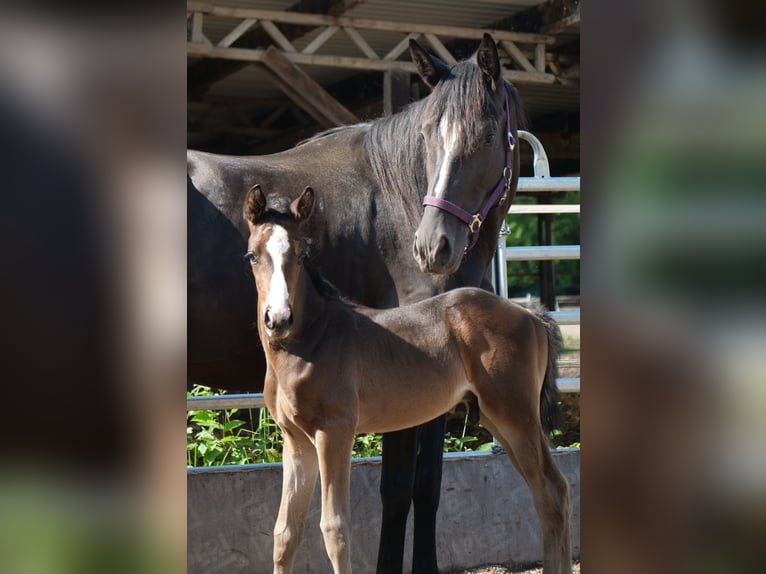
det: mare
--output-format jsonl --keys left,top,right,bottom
{"left": 188, "top": 34, "right": 526, "bottom": 573}
{"left": 243, "top": 185, "right": 572, "bottom": 574}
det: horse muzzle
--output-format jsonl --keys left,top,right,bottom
{"left": 263, "top": 304, "right": 294, "bottom": 338}
{"left": 412, "top": 231, "right": 462, "bottom": 275}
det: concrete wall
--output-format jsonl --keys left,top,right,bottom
{"left": 188, "top": 450, "right": 580, "bottom": 573}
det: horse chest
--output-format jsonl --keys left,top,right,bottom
{"left": 267, "top": 352, "right": 359, "bottom": 434}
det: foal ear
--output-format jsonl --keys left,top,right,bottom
{"left": 243, "top": 184, "right": 267, "bottom": 224}
{"left": 409, "top": 39, "right": 449, "bottom": 89}
{"left": 477, "top": 33, "right": 502, "bottom": 91}
{"left": 291, "top": 186, "right": 315, "bottom": 222}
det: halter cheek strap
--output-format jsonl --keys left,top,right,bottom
{"left": 422, "top": 85, "right": 515, "bottom": 253}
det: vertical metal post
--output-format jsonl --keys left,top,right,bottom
{"left": 538, "top": 200, "right": 557, "bottom": 311}
{"left": 493, "top": 220, "right": 509, "bottom": 298}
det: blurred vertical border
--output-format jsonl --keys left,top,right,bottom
{"left": 583, "top": 0, "right": 766, "bottom": 572}
{"left": 1, "top": 1, "right": 765, "bottom": 573}
{"left": 0, "top": 3, "right": 186, "bottom": 574}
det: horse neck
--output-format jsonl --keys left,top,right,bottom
{"left": 365, "top": 102, "right": 428, "bottom": 224}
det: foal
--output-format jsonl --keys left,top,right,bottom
{"left": 244, "top": 185, "right": 572, "bottom": 574}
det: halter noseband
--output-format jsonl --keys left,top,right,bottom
{"left": 422, "top": 85, "right": 515, "bottom": 254}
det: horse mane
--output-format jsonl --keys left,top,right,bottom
{"left": 364, "top": 58, "right": 527, "bottom": 225}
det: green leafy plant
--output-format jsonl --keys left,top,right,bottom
{"left": 443, "top": 409, "right": 493, "bottom": 453}
{"left": 353, "top": 433, "right": 383, "bottom": 458}
{"left": 186, "top": 384, "right": 572, "bottom": 466}
{"left": 187, "top": 384, "right": 282, "bottom": 466}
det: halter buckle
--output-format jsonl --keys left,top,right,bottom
{"left": 507, "top": 131, "right": 516, "bottom": 150}
{"left": 469, "top": 213, "right": 484, "bottom": 233}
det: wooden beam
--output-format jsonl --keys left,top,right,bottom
{"left": 424, "top": 34, "right": 457, "bottom": 65}
{"left": 499, "top": 40, "right": 536, "bottom": 73}
{"left": 383, "top": 70, "right": 410, "bottom": 116}
{"left": 259, "top": 20, "right": 297, "bottom": 53}
{"left": 383, "top": 32, "right": 419, "bottom": 61}
{"left": 188, "top": 0, "right": 364, "bottom": 95}
{"left": 188, "top": 42, "right": 561, "bottom": 86}
{"left": 217, "top": 18, "right": 258, "bottom": 48}
{"left": 190, "top": 11, "right": 211, "bottom": 46}
{"left": 187, "top": 4, "right": 557, "bottom": 45}
{"left": 343, "top": 26, "right": 378, "bottom": 59}
{"left": 259, "top": 46, "right": 358, "bottom": 128}
{"left": 541, "top": 5, "right": 580, "bottom": 35}
{"left": 535, "top": 43, "right": 546, "bottom": 73}
{"left": 302, "top": 25, "right": 339, "bottom": 54}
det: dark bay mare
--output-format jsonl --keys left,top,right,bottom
{"left": 242, "top": 185, "right": 571, "bottom": 574}
{"left": 188, "top": 34, "right": 526, "bottom": 573}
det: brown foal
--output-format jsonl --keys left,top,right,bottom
{"left": 243, "top": 185, "right": 572, "bottom": 574}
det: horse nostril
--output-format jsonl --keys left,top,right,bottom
{"left": 437, "top": 235, "right": 451, "bottom": 259}
{"left": 264, "top": 307, "right": 274, "bottom": 329}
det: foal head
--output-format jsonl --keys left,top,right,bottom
{"left": 411, "top": 33, "right": 518, "bottom": 275}
{"left": 242, "top": 184, "right": 315, "bottom": 342}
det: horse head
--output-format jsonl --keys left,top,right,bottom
{"left": 243, "top": 184, "right": 315, "bottom": 341}
{"left": 411, "top": 33, "right": 519, "bottom": 275}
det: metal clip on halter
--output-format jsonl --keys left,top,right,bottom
{"left": 469, "top": 213, "right": 484, "bottom": 233}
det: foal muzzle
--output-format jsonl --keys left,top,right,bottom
{"left": 264, "top": 304, "right": 293, "bottom": 337}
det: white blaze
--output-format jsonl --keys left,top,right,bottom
{"left": 431, "top": 116, "right": 461, "bottom": 199}
{"left": 265, "top": 225, "right": 291, "bottom": 321}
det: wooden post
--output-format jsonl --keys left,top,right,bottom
{"left": 383, "top": 70, "right": 410, "bottom": 116}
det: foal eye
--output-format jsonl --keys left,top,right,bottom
{"left": 243, "top": 251, "right": 258, "bottom": 264}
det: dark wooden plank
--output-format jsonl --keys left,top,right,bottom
{"left": 259, "top": 46, "right": 358, "bottom": 128}
{"left": 383, "top": 70, "right": 410, "bottom": 116}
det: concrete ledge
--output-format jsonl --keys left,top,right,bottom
{"left": 188, "top": 450, "right": 580, "bottom": 573}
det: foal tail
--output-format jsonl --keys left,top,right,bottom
{"left": 538, "top": 312, "right": 563, "bottom": 435}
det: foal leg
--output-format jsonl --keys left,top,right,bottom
{"left": 483, "top": 412, "right": 572, "bottom": 574}
{"left": 273, "top": 431, "right": 319, "bottom": 574}
{"left": 316, "top": 428, "right": 355, "bottom": 574}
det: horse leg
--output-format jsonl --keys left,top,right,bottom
{"left": 316, "top": 428, "right": 355, "bottom": 574}
{"left": 482, "top": 412, "right": 572, "bottom": 574}
{"left": 412, "top": 414, "right": 446, "bottom": 574}
{"left": 376, "top": 427, "right": 418, "bottom": 574}
{"left": 273, "top": 431, "right": 319, "bottom": 574}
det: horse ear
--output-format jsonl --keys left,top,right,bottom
{"left": 243, "top": 184, "right": 267, "bottom": 224}
{"left": 409, "top": 39, "right": 449, "bottom": 89}
{"left": 291, "top": 186, "right": 315, "bottom": 222}
{"left": 477, "top": 33, "right": 502, "bottom": 91}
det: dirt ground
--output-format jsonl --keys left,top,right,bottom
{"left": 451, "top": 561, "right": 581, "bottom": 573}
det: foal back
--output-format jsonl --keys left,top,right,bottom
{"left": 345, "top": 288, "right": 551, "bottom": 435}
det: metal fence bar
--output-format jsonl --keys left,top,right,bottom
{"left": 557, "top": 378, "right": 580, "bottom": 393}
{"left": 548, "top": 310, "right": 580, "bottom": 324}
{"left": 505, "top": 245, "right": 580, "bottom": 261}
{"left": 186, "top": 376, "right": 580, "bottom": 411}
{"left": 518, "top": 131, "right": 550, "bottom": 178}
{"left": 188, "top": 393, "right": 266, "bottom": 410}
{"left": 509, "top": 204, "right": 580, "bottom": 214}
{"left": 517, "top": 176, "right": 580, "bottom": 193}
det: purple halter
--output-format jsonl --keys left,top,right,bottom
{"left": 422, "top": 85, "right": 515, "bottom": 253}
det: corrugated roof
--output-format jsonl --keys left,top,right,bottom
{"left": 188, "top": 0, "right": 579, "bottom": 151}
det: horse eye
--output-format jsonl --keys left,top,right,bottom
{"left": 484, "top": 132, "right": 496, "bottom": 145}
{"left": 244, "top": 251, "right": 258, "bottom": 264}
